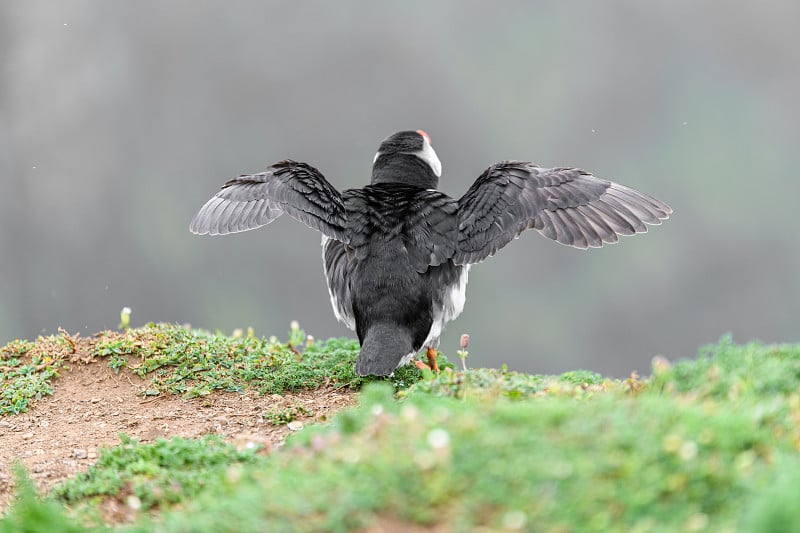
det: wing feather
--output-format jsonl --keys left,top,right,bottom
{"left": 565, "top": 207, "right": 603, "bottom": 248}
{"left": 189, "top": 160, "right": 347, "bottom": 241}
{"left": 576, "top": 204, "right": 619, "bottom": 245}
{"left": 455, "top": 161, "right": 671, "bottom": 263}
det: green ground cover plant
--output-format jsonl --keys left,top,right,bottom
{"left": 0, "top": 323, "right": 422, "bottom": 415}
{"left": 3, "top": 335, "right": 800, "bottom": 531}
{"left": 52, "top": 434, "right": 268, "bottom": 512}
{"left": 1, "top": 334, "right": 68, "bottom": 415}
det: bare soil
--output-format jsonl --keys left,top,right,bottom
{"left": 0, "top": 348, "right": 358, "bottom": 514}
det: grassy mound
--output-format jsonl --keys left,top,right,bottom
{"left": 3, "top": 335, "right": 800, "bottom": 531}
{"left": 0, "top": 323, "right": 421, "bottom": 415}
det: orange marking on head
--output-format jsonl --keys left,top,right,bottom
{"left": 416, "top": 129, "right": 432, "bottom": 144}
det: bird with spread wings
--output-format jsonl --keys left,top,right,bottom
{"left": 191, "top": 130, "right": 671, "bottom": 376}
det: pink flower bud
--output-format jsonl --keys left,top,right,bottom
{"left": 460, "top": 334, "right": 470, "bottom": 350}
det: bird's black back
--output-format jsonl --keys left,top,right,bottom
{"left": 343, "top": 183, "right": 460, "bottom": 351}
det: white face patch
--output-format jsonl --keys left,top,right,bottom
{"left": 413, "top": 136, "right": 442, "bottom": 178}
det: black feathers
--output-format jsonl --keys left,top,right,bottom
{"left": 344, "top": 185, "right": 457, "bottom": 273}
{"left": 356, "top": 322, "right": 415, "bottom": 377}
{"left": 343, "top": 185, "right": 462, "bottom": 375}
{"left": 189, "top": 160, "right": 347, "bottom": 242}
{"left": 454, "top": 162, "right": 672, "bottom": 264}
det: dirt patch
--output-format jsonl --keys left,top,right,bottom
{"left": 359, "top": 515, "right": 451, "bottom": 533}
{"left": 0, "top": 349, "right": 358, "bottom": 513}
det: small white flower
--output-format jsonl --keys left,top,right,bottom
{"left": 502, "top": 510, "right": 527, "bottom": 530}
{"left": 427, "top": 428, "right": 450, "bottom": 449}
{"left": 679, "top": 440, "right": 698, "bottom": 461}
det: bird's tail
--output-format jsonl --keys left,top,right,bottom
{"left": 356, "top": 322, "right": 415, "bottom": 376}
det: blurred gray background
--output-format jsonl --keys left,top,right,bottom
{"left": 2, "top": 1, "right": 798, "bottom": 376}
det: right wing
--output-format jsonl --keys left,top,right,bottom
{"left": 455, "top": 161, "right": 672, "bottom": 264}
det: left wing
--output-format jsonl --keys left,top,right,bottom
{"left": 189, "top": 160, "right": 348, "bottom": 242}
{"left": 454, "top": 161, "right": 672, "bottom": 264}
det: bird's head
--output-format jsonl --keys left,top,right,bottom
{"left": 371, "top": 130, "right": 442, "bottom": 189}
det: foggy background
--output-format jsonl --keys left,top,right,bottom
{"left": 2, "top": 1, "right": 798, "bottom": 376}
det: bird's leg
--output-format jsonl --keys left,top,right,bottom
{"left": 426, "top": 347, "right": 439, "bottom": 372}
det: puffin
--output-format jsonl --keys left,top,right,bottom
{"left": 190, "top": 130, "right": 671, "bottom": 376}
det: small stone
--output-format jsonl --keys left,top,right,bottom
{"left": 73, "top": 449, "right": 88, "bottom": 459}
{"left": 126, "top": 494, "right": 142, "bottom": 510}
{"left": 87, "top": 448, "right": 98, "bottom": 460}
{"left": 21, "top": 433, "right": 34, "bottom": 440}
{"left": 39, "top": 420, "right": 49, "bottom": 428}
{"left": 287, "top": 421, "right": 304, "bottom": 431}
{"left": 90, "top": 398, "right": 101, "bottom": 403}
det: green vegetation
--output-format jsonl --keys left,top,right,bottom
{"left": 402, "top": 365, "right": 628, "bottom": 401}
{"left": 0, "top": 323, "right": 424, "bottom": 415}
{"left": 264, "top": 404, "right": 313, "bottom": 425}
{"left": 1, "top": 465, "right": 89, "bottom": 533}
{"left": 52, "top": 434, "right": 267, "bottom": 512}
{"left": 90, "top": 323, "right": 372, "bottom": 396}
{"left": 90, "top": 324, "right": 423, "bottom": 396}
{"left": 4, "top": 335, "right": 800, "bottom": 531}
{"left": 0, "top": 335, "right": 66, "bottom": 415}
